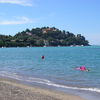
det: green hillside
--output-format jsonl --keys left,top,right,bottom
{"left": 0, "top": 27, "right": 89, "bottom": 47}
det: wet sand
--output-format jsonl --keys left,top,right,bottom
{"left": 0, "top": 78, "right": 87, "bottom": 100}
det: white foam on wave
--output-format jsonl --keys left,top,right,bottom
{"left": 0, "top": 71, "right": 23, "bottom": 81}
{"left": 0, "top": 71, "right": 100, "bottom": 93}
{"left": 26, "top": 77, "right": 100, "bottom": 93}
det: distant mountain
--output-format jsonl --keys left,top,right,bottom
{"left": 0, "top": 27, "right": 89, "bottom": 47}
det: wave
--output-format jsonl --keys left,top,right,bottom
{"left": 0, "top": 71, "right": 100, "bottom": 93}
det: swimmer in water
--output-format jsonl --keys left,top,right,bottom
{"left": 41, "top": 56, "right": 44, "bottom": 59}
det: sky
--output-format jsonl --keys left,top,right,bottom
{"left": 0, "top": 0, "right": 100, "bottom": 45}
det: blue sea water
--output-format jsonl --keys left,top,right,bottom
{"left": 0, "top": 46, "right": 100, "bottom": 99}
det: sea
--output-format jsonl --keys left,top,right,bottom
{"left": 0, "top": 46, "right": 100, "bottom": 100}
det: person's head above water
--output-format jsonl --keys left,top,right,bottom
{"left": 41, "top": 56, "right": 44, "bottom": 59}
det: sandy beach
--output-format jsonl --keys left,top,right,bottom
{"left": 0, "top": 78, "right": 87, "bottom": 100}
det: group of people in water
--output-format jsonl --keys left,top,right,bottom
{"left": 41, "top": 56, "right": 90, "bottom": 72}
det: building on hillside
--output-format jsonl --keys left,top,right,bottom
{"left": 42, "top": 28, "right": 57, "bottom": 34}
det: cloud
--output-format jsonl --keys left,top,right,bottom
{"left": 0, "top": 17, "right": 33, "bottom": 25}
{"left": 0, "top": 0, "right": 32, "bottom": 6}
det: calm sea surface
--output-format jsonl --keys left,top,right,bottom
{"left": 0, "top": 46, "right": 100, "bottom": 99}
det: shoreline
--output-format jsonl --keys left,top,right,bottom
{"left": 0, "top": 77, "right": 87, "bottom": 100}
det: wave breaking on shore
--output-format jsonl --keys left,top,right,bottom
{"left": 0, "top": 71, "right": 100, "bottom": 93}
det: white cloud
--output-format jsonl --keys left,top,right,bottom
{"left": 0, "top": 17, "right": 33, "bottom": 25}
{"left": 0, "top": 0, "right": 32, "bottom": 6}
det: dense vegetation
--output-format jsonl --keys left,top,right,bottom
{"left": 0, "top": 27, "right": 89, "bottom": 47}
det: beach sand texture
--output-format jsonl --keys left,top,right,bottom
{"left": 0, "top": 78, "right": 86, "bottom": 100}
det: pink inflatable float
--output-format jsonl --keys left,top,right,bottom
{"left": 75, "top": 66, "right": 87, "bottom": 71}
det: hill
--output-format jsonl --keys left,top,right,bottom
{"left": 0, "top": 27, "right": 89, "bottom": 47}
